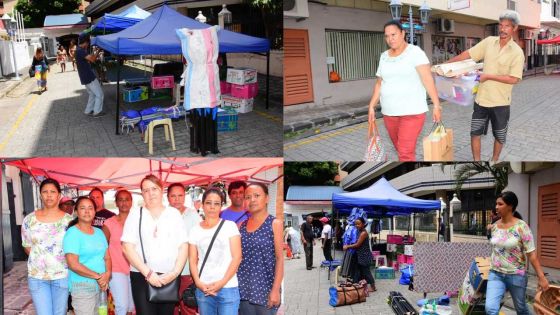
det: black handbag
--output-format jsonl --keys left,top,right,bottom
{"left": 139, "top": 207, "right": 180, "bottom": 303}
{"left": 182, "top": 219, "right": 225, "bottom": 308}
{"left": 28, "top": 66, "right": 34, "bottom": 78}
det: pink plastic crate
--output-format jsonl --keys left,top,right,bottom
{"left": 397, "top": 254, "right": 406, "bottom": 264}
{"left": 393, "top": 262, "right": 400, "bottom": 270}
{"left": 405, "top": 255, "right": 414, "bottom": 264}
{"left": 220, "top": 81, "right": 231, "bottom": 94}
{"left": 231, "top": 82, "right": 258, "bottom": 99}
{"left": 387, "top": 234, "right": 404, "bottom": 245}
{"left": 151, "top": 76, "right": 174, "bottom": 89}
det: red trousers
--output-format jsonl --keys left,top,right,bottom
{"left": 174, "top": 275, "right": 198, "bottom": 315}
{"left": 383, "top": 113, "right": 426, "bottom": 161}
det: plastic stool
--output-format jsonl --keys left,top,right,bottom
{"left": 375, "top": 255, "right": 387, "bottom": 267}
{"left": 144, "top": 118, "right": 176, "bottom": 155}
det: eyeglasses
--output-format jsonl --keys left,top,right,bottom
{"left": 244, "top": 194, "right": 262, "bottom": 200}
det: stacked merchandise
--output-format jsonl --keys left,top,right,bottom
{"left": 151, "top": 75, "right": 175, "bottom": 100}
{"left": 120, "top": 106, "right": 186, "bottom": 134}
{"left": 221, "top": 67, "right": 258, "bottom": 113}
{"left": 458, "top": 257, "right": 491, "bottom": 315}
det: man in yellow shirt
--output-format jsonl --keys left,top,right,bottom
{"left": 446, "top": 10, "right": 524, "bottom": 161}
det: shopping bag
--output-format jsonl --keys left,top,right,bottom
{"left": 423, "top": 122, "right": 454, "bottom": 161}
{"left": 364, "top": 122, "right": 387, "bottom": 161}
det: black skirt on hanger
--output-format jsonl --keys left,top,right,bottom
{"left": 188, "top": 108, "right": 219, "bottom": 156}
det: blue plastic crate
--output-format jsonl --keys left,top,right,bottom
{"left": 375, "top": 267, "right": 395, "bottom": 279}
{"left": 123, "top": 86, "right": 149, "bottom": 102}
{"left": 217, "top": 109, "right": 238, "bottom": 132}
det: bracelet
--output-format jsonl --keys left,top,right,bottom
{"left": 145, "top": 270, "right": 153, "bottom": 280}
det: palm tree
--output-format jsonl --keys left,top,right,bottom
{"left": 453, "top": 162, "right": 509, "bottom": 197}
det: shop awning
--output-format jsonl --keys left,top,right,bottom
{"left": 3, "top": 157, "right": 283, "bottom": 190}
{"left": 537, "top": 35, "right": 560, "bottom": 45}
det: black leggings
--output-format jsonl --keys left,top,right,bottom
{"left": 130, "top": 271, "right": 176, "bottom": 315}
{"left": 353, "top": 264, "right": 375, "bottom": 286}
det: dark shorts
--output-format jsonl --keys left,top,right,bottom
{"left": 470, "top": 102, "right": 510, "bottom": 144}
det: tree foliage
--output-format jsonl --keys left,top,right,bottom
{"left": 244, "top": 0, "right": 282, "bottom": 48}
{"left": 284, "top": 162, "right": 339, "bottom": 189}
{"left": 15, "top": 0, "right": 81, "bottom": 28}
{"left": 453, "top": 162, "right": 509, "bottom": 197}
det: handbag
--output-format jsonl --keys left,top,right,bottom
{"left": 364, "top": 122, "right": 387, "bottom": 161}
{"left": 422, "top": 122, "right": 454, "bottom": 161}
{"left": 182, "top": 219, "right": 225, "bottom": 308}
{"left": 139, "top": 207, "right": 180, "bottom": 303}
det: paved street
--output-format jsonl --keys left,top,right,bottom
{"left": 284, "top": 75, "right": 560, "bottom": 161}
{"left": 3, "top": 261, "right": 36, "bottom": 315}
{"left": 284, "top": 243, "right": 518, "bottom": 315}
{"left": 0, "top": 64, "right": 282, "bottom": 157}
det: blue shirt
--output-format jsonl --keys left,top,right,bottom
{"left": 76, "top": 47, "right": 96, "bottom": 85}
{"left": 220, "top": 208, "right": 249, "bottom": 224}
{"left": 63, "top": 226, "right": 108, "bottom": 293}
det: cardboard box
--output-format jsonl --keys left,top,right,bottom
{"left": 231, "top": 82, "right": 258, "bottom": 99}
{"left": 151, "top": 75, "right": 174, "bottom": 89}
{"left": 226, "top": 67, "right": 257, "bottom": 85}
{"left": 221, "top": 94, "right": 254, "bottom": 114}
{"left": 469, "top": 257, "right": 491, "bottom": 293}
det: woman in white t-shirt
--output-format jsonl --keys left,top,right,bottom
{"left": 121, "top": 175, "right": 188, "bottom": 314}
{"left": 189, "top": 188, "right": 242, "bottom": 315}
{"left": 368, "top": 20, "right": 442, "bottom": 161}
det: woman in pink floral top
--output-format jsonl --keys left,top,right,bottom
{"left": 21, "top": 178, "right": 73, "bottom": 315}
{"left": 486, "top": 191, "right": 549, "bottom": 315}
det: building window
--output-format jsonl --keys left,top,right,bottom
{"left": 507, "top": 0, "right": 516, "bottom": 11}
{"left": 432, "top": 35, "right": 468, "bottom": 65}
{"left": 554, "top": 1, "right": 560, "bottom": 18}
{"left": 325, "top": 30, "right": 386, "bottom": 82}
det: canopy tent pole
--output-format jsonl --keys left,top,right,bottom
{"left": 266, "top": 52, "right": 270, "bottom": 110}
{"left": 115, "top": 54, "right": 121, "bottom": 135}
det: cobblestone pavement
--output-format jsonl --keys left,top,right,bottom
{"left": 284, "top": 75, "right": 560, "bottom": 161}
{"left": 3, "top": 261, "right": 36, "bottom": 315}
{"left": 0, "top": 64, "right": 282, "bottom": 157}
{"left": 284, "top": 242, "right": 520, "bottom": 315}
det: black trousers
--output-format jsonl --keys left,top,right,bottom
{"left": 323, "top": 239, "right": 333, "bottom": 261}
{"left": 130, "top": 271, "right": 176, "bottom": 315}
{"left": 189, "top": 109, "right": 218, "bottom": 156}
{"left": 353, "top": 263, "right": 375, "bottom": 286}
{"left": 304, "top": 241, "right": 313, "bottom": 268}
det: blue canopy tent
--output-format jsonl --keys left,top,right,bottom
{"left": 332, "top": 177, "right": 441, "bottom": 217}
{"left": 91, "top": 5, "right": 271, "bottom": 134}
{"left": 91, "top": 5, "right": 151, "bottom": 34}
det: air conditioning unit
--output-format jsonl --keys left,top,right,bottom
{"left": 284, "top": 0, "right": 309, "bottom": 19}
{"left": 438, "top": 18, "right": 455, "bottom": 33}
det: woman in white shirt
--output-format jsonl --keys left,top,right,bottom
{"left": 189, "top": 188, "right": 242, "bottom": 315}
{"left": 368, "top": 20, "right": 442, "bottom": 161}
{"left": 121, "top": 175, "right": 188, "bottom": 314}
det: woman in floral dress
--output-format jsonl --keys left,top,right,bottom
{"left": 486, "top": 191, "right": 550, "bottom": 315}
{"left": 21, "top": 178, "right": 73, "bottom": 315}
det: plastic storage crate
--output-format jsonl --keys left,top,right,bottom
{"left": 375, "top": 267, "right": 395, "bottom": 279}
{"left": 220, "top": 81, "right": 231, "bottom": 94}
{"left": 435, "top": 74, "right": 479, "bottom": 107}
{"left": 151, "top": 75, "right": 175, "bottom": 89}
{"left": 217, "top": 109, "right": 238, "bottom": 132}
{"left": 387, "top": 234, "right": 404, "bottom": 245}
{"left": 123, "top": 86, "right": 149, "bottom": 102}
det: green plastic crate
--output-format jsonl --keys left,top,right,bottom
{"left": 375, "top": 268, "right": 395, "bottom": 279}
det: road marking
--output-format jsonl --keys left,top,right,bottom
{"left": 284, "top": 123, "right": 367, "bottom": 151}
{"left": 0, "top": 94, "right": 38, "bottom": 153}
{"left": 254, "top": 110, "right": 282, "bottom": 123}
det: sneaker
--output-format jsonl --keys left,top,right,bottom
{"left": 84, "top": 111, "right": 94, "bottom": 116}
{"left": 92, "top": 111, "right": 106, "bottom": 118}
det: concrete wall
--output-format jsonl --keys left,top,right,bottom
{"left": 3, "top": 166, "right": 26, "bottom": 225}
{"left": 227, "top": 50, "right": 282, "bottom": 77}
{"left": 0, "top": 40, "right": 31, "bottom": 75}
{"left": 285, "top": 3, "right": 485, "bottom": 108}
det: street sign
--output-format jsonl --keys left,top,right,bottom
{"left": 448, "top": 0, "right": 470, "bottom": 11}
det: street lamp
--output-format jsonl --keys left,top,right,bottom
{"left": 218, "top": 4, "right": 232, "bottom": 29}
{"left": 449, "top": 193, "right": 461, "bottom": 243}
{"left": 388, "top": 0, "right": 431, "bottom": 45}
{"left": 1, "top": 14, "right": 20, "bottom": 80}
{"left": 195, "top": 11, "right": 207, "bottom": 23}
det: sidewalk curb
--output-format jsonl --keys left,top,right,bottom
{"left": 284, "top": 108, "right": 375, "bottom": 135}
{"left": 0, "top": 77, "right": 28, "bottom": 99}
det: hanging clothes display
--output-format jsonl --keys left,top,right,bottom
{"left": 176, "top": 26, "right": 221, "bottom": 155}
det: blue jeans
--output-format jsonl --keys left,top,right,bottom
{"left": 84, "top": 78, "right": 104, "bottom": 115}
{"left": 28, "top": 277, "right": 69, "bottom": 315}
{"left": 485, "top": 270, "right": 532, "bottom": 315}
{"left": 195, "top": 287, "right": 240, "bottom": 315}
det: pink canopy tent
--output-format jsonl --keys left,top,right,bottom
{"left": 2, "top": 157, "right": 283, "bottom": 190}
